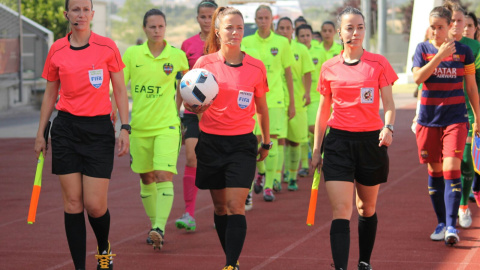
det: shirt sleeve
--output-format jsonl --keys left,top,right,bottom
{"left": 379, "top": 56, "right": 399, "bottom": 88}
{"left": 281, "top": 39, "right": 295, "bottom": 69}
{"left": 412, "top": 42, "right": 426, "bottom": 69}
{"left": 317, "top": 65, "right": 330, "bottom": 96}
{"left": 254, "top": 61, "right": 269, "bottom": 97}
{"left": 41, "top": 43, "right": 60, "bottom": 82}
{"left": 122, "top": 48, "right": 131, "bottom": 85}
{"left": 107, "top": 40, "right": 125, "bottom": 73}
{"left": 464, "top": 45, "right": 475, "bottom": 75}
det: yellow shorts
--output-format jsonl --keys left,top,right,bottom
{"left": 254, "top": 107, "right": 287, "bottom": 137}
{"left": 287, "top": 107, "right": 308, "bottom": 143}
{"left": 130, "top": 127, "right": 181, "bottom": 174}
{"left": 307, "top": 101, "right": 319, "bottom": 127}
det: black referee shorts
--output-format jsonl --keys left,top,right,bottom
{"left": 195, "top": 131, "right": 258, "bottom": 190}
{"left": 181, "top": 113, "right": 200, "bottom": 139}
{"left": 51, "top": 111, "right": 115, "bottom": 179}
{"left": 322, "top": 128, "right": 389, "bottom": 186}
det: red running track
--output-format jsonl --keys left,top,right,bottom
{"left": 1, "top": 107, "right": 480, "bottom": 269}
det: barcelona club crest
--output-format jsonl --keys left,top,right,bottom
{"left": 163, "top": 63, "right": 174, "bottom": 75}
{"left": 271, "top": 47, "right": 279, "bottom": 56}
{"left": 313, "top": 58, "right": 319, "bottom": 65}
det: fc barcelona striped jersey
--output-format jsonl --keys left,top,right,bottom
{"left": 413, "top": 40, "right": 476, "bottom": 127}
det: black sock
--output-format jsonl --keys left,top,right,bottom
{"left": 225, "top": 214, "right": 247, "bottom": 267}
{"left": 214, "top": 213, "right": 228, "bottom": 254}
{"left": 88, "top": 209, "right": 110, "bottom": 252}
{"left": 473, "top": 173, "right": 480, "bottom": 192}
{"left": 330, "top": 219, "right": 350, "bottom": 270}
{"left": 65, "top": 212, "right": 86, "bottom": 270}
{"left": 358, "top": 213, "right": 378, "bottom": 264}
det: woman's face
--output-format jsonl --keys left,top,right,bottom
{"left": 429, "top": 16, "right": 452, "bottom": 44}
{"left": 197, "top": 7, "right": 215, "bottom": 34}
{"left": 338, "top": 14, "right": 365, "bottom": 47}
{"left": 297, "top": 28, "right": 312, "bottom": 47}
{"left": 450, "top": 11, "right": 465, "bottom": 38}
{"left": 321, "top": 24, "right": 335, "bottom": 42}
{"left": 255, "top": 8, "right": 272, "bottom": 31}
{"left": 464, "top": 16, "right": 476, "bottom": 39}
{"left": 217, "top": 14, "right": 244, "bottom": 48}
{"left": 143, "top": 15, "right": 166, "bottom": 43}
{"left": 276, "top": 19, "right": 293, "bottom": 40}
{"left": 64, "top": 0, "right": 94, "bottom": 30}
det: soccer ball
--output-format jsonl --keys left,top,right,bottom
{"left": 180, "top": 68, "right": 219, "bottom": 108}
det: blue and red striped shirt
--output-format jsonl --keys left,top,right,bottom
{"left": 413, "top": 40, "right": 475, "bottom": 127}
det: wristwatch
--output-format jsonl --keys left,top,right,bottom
{"left": 261, "top": 141, "right": 273, "bottom": 150}
{"left": 384, "top": 124, "right": 394, "bottom": 133}
{"left": 120, "top": 124, "right": 131, "bottom": 134}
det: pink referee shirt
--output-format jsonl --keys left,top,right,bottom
{"left": 42, "top": 32, "right": 125, "bottom": 116}
{"left": 318, "top": 50, "right": 398, "bottom": 132}
{"left": 194, "top": 52, "right": 269, "bottom": 136}
{"left": 181, "top": 34, "right": 205, "bottom": 115}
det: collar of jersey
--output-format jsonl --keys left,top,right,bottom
{"left": 254, "top": 30, "right": 275, "bottom": 42}
{"left": 65, "top": 31, "right": 95, "bottom": 49}
{"left": 141, "top": 40, "right": 172, "bottom": 59}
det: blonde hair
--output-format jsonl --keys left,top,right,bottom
{"left": 204, "top": 7, "right": 243, "bottom": 54}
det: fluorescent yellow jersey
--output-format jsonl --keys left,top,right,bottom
{"left": 319, "top": 41, "right": 342, "bottom": 60}
{"left": 308, "top": 43, "right": 327, "bottom": 103}
{"left": 284, "top": 41, "right": 315, "bottom": 108}
{"left": 123, "top": 41, "right": 189, "bottom": 137}
{"left": 243, "top": 31, "right": 295, "bottom": 108}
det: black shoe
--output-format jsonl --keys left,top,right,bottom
{"left": 95, "top": 242, "right": 115, "bottom": 270}
{"left": 253, "top": 173, "right": 265, "bottom": 194}
{"left": 358, "top": 261, "right": 372, "bottom": 270}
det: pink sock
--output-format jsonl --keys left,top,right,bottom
{"left": 183, "top": 166, "right": 198, "bottom": 217}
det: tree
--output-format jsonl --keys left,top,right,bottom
{"left": 1, "top": 0, "right": 68, "bottom": 41}
{"left": 401, "top": 0, "right": 472, "bottom": 41}
{"left": 330, "top": 0, "right": 378, "bottom": 37}
{"left": 111, "top": 0, "right": 155, "bottom": 45}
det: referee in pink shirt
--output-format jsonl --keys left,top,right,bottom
{"left": 311, "top": 7, "right": 397, "bottom": 270}
{"left": 184, "top": 7, "right": 270, "bottom": 270}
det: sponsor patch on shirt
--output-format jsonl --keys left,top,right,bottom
{"left": 360, "top": 87, "right": 374, "bottom": 104}
{"left": 238, "top": 90, "right": 253, "bottom": 109}
{"left": 89, "top": 69, "right": 103, "bottom": 89}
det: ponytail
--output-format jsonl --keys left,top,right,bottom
{"left": 204, "top": 7, "right": 243, "bottom": 54}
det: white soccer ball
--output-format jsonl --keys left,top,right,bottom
{"left": 180, "top": 68, "right": 219, "bottom": 108}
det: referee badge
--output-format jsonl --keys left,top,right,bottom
{"left": 238, "top": 90, "right": 253, "bottom": 109}
{"left": 163, "top": 63, "right": 174, "bottom": 75}
{"left": 294, "top": 54, "right": 299, "bottom": 61}
{"left": 360, "top": 87, "right": 374, "bottom": 104}
{"left": 271, "top": 47, "right": 278, "bottom": 56}
{"left": 88, "top": 69, "right": 103, "bottom": 89}
{"left": 313, "top": 58, "right": 319, "bottom": 65}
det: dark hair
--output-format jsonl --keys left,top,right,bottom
{"left": 65, "top": 0, "right": 92, "bottom": 11}
{"left": 197, "top": 0, "right": 218, "bottom": 15}
{"left": 321, "top": 21, "right": 336, "bottom": 30}
{"left": 429, "top": 2, "right": 454, "bottom": 25}
{"left": 466, "top": 12, "right": 478, "bottom": 39}
{"left": 276, "top": 17, "right": 293, "bottom": 30}
{"left": 143, "top": 9, "right": 166, "bottom": 27}
{"left": 294, "top": 16, "right": 307, "bottom": 25}
{"left": 313, "top": 31, "right": 321, "bottom": 37}
{"left": 295, "top": 24, "right": 312, "bottom": 37}
{"left": 205, "top": 7, "right": 243, "bottom": 54}
{"left": 337, "top": 6, "right": 364, "bottom": 27}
